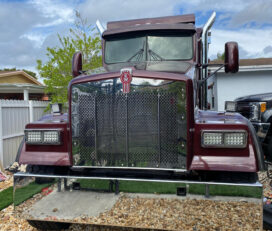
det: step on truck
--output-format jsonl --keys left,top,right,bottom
{"left": 14, "top": 12, "right": 264, "bottom": 230}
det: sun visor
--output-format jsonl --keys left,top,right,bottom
{"left": 102, "top": 23, "right": 196, "bottom": 39}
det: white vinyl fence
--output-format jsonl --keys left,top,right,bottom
{"left": 0, "top": 100, "right": 49, "bottom": 170}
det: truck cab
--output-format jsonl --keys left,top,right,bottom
{"left": 18, "top": 13, "right": 265, "bottom": 182}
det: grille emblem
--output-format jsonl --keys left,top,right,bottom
{"left": 120, "top": 68, "right": 132, "bottom": 93}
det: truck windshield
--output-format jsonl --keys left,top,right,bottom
{"left": 105, "top": 34, "right": 193, "bottom": 64}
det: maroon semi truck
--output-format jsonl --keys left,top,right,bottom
{"left": 14, "top": 12, "right": 264, "bottom": 229}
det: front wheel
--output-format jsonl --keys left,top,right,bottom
{"left": 27, "top": 220, "right": 70, "bottom": 230}
{"left": 266, "top": 137, "right": 272, "bottom": 162}
{"left": 26, "top": 165, "right": 55, "bottom": 184}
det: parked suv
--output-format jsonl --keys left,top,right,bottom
{"left": 225, "top": 92, "right": 272, "bottom": 161}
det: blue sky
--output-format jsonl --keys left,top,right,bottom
{"left": 0, "top": 0, "right": 271, "bottom": 75}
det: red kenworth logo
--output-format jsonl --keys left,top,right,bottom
{"left": 120, "top": 68, "right": 132, "bottom": 93}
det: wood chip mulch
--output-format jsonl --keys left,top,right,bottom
{"left": 259, "top": 170, "right": 272, "bottom": 203}
{"left": 74, "top": 196, "right": 262, "bottom": 231}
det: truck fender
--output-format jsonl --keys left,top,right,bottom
{"left": 262, "top": 109, "right": 272, "bottom": 123}
{"left": 247, "top": 121, "right": 266, "bottom": 171}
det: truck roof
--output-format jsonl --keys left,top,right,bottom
{"left": 107, "top": 14, "right": 195, "bottom": 30}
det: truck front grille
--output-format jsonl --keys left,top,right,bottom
{"left": 71, "top": 77, "right": 187, "bottom": 169}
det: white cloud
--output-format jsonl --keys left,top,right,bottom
{"left": 77, "top": 0, "right": 182, "bottom": 25}
{"left": 28, "top": 0, "right": 75, "bottom": 26}
{"left": 230, "top": 0, "right": 272, "bottom": 27}
{"left": 180, "top": 0, "right": 249, "bottom": 14}
{"left": 0, "top": 1, "right": 49, "bottom": 42}
{"left": 20, "top": 33, "right": 47, "bottom": 48}
{"left": 0, "top": 0, "right": 75, "bottom": 69}
{"left": 209, "top": 28, "right": 272, "bottom": 59}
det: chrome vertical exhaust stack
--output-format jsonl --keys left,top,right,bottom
{"left": 96, "top": 20, "right": 105, "bottom": 36}
{"left": 202, "top": 11, "right": 216, "bottom": 79}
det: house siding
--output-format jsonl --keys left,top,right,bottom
{"left": 215, "top": 70, "right": 272, "bottom": 111}
{"left": 0, "top": 74, "right": 34, "bottom": 84}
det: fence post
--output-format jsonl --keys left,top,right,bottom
{"left": 29, "top": 100, "right": 33, "bottom": 123}
{"left": 0, "top": 101, "right": 4, "bottom": 171}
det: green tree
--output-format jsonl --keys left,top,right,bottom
{"left": 216, "top": 52, "right": 225, "bottom": 61}
{"left": 22, "top": 69, "right": 38, "bottom": 79}
{"left": 37, "top": 11, "right": 102, "bottom": 103}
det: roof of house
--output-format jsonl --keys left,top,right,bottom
{"left": 0, "top": 70, "right": 43, "bottom": 86}
{"left": 210, "top": 58, "right": 272, "bottom": 66}
{"left": 210, "top": 57, "right": 272, "bottom": 72}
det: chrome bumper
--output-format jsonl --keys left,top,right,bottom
{"left": 13, "top": 172, "right": 263, "bottom": 225}
{"left": 252, "top": 122, "right": 270, "bottom": 142}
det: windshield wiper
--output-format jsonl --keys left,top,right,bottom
{"left": 148, "top": 49, "right": 164, "bottom": 61}
{"left": 126, "top": 41, "right": 145, "bottom": 62}
{"left": 127, "top": 48, "right": 144, "bottom": 62}
{"left": 126, "top": 44, "right": 164, "bottom": 63}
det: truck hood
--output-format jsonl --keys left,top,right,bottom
{"left": 69, "top": 69, "right": 193, "bottom": 87}
{"left": 235, "top": 92, "right": 272, "bottom": 102}
{"left": 195, "top": 110, "right": 248, "bottom": 125}
{"left": 37, "top": 113, "right": 68, "bottom": 123}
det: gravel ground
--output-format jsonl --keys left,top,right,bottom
{"left": 259, "top": 170, "right": 272, "bottom": 201}
{"left": 0, "top": 171, "right": 267, "bottom": 231}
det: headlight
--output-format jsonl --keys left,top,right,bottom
{"left": 202, "top": 130, "right": 247, "bottom": 148}
{"left": 249, "top": 102, "right": 266, "bottom": 121}
{"left": 225, "top": 101, "right": 237, "bottom": 112}
{"left": 202, "top": 132, "right": 223, "bottom": 146}
{"left": 25, "top": 131, "right": 42, "bottom": 143}
{"left": 224, "top": 132, "right": 247, "bottom": 147}
{"left": 25, "top": 130, "right": 61, "bottom": 145}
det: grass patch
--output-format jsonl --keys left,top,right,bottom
{"left": 0, "top": 180, "right": 55, "bottom": 211}
{"left": 14, "top": 181, "right": 53, "bottom": 206}
{"left": 78, "top": 179, "right": 262, "bottom": 198}
{"left": 0, "top": 187, "right": 13, "bottom": 210}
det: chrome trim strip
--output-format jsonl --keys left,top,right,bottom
{"left": 201, "top": 129, "right": 248, "bottom": 148}
{"left": 248, "top": 121, "right": 266, "bottom": 171}
{"left": 25, "top": 129, "right": 63, "bottom": 131}
{"left": 71, "top": 166, "right": 187, "bottom": 172}
{"left": 14, "top": 172, "right": 262, "bottom": 187}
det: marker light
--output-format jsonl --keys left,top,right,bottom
{"left": 225, "top": 101, "right": 237, "bottom": 112}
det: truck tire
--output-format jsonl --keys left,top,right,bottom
{"left": 263, "top": 204, "right": 272, "bottom": 230}
{"left": 27, "top": 165, "right": 55, "bottom": 184}
{"left": 266, "top": 137, "right": 272, "bottom": 162}
{"left": 27, "top": 220, "right": 70, "bottom": 230}
{"left": 35, "top": 177, "right": 55, "bottom": 184}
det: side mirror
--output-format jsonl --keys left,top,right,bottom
{"left": 224, "top": 42, "right": 239, "bottom": 73}
{"left": 72, "top": 51, "right": 82, "bottom": 77}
